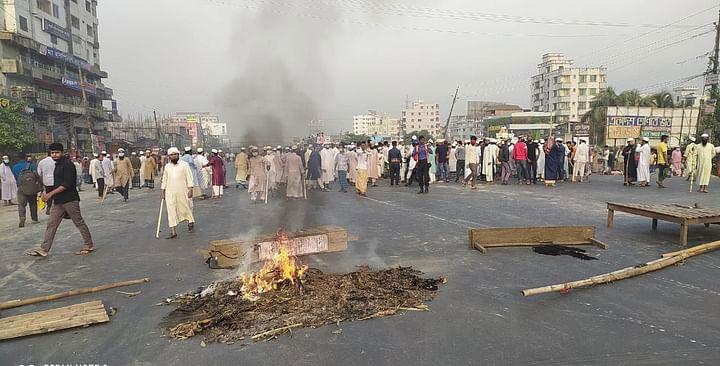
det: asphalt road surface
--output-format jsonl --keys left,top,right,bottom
{"left": 1, "top": 171, "right": 719, "bottom": 365}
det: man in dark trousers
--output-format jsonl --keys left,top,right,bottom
{"left": 526, "top": 139, "right": 539, "bottom": 184}
{"left": 388, "top": 140, "right": 402, "bottom": 186}
{"left": 435, "top": 140, "right": 450, "bottom": 182}
{"left": 24, "top": 143, "right": 94, "bottom": 258}
{"left": 412, "top": 135, "right": 431, "bottom": 194}
{"left": 454, "top": 141, "right": 465, "bottom": 182}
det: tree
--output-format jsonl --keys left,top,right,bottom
{"left": 0, "top": 101, "right": 35, "bottom": 154}
{"left": 644, "top": 91, "right": 675, "bottom": 108}
{"left": 616, "top": 89, "right": 645, "bottom": 106}
{"left": 581, "top": 87, "right": 618, "bottom": 146}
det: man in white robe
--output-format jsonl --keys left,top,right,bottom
{"left": 161, "top": 147, "right": 195, "bottom": 239}
{"left": 482, "top": 140, "right": 499, "bottom": 183}
{"left": 194, "top": 148, "right": 210, "bottom": 198}
{"left": 139, "top": 152, "right": 146, "bottom": 183}
{"left": 635, "top": 137, "right": 652, "bottom": 186}
{"left": 101, "top": 152, "right": 114, "bottom": 189}
{"left": 320, "top": 144, "right": 336, "bottom": 187}
{"left": 696, "top": 133, "right": 717, "bottom": 193}
{"left": 284, "top": 146, "right": 304, "bottom": 199}
{"left": 0, "top": 156, "right": 17, "bottom": 205}
{"left": 537, "top": 139, "right": 546, "bottom": 180}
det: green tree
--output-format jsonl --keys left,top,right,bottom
{"left": 581, "top": 87, "right": 618, "bottom": 146}
{"left": 0, "top": 101, "right": 35, "bottom": 153}
{"left": 643, "top": 91, "right": 675, "bottom": 108}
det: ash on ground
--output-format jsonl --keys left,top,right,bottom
{"left": 162, "top": 266, "right": 445, "bottom": 343}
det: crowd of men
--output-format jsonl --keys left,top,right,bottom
{"left": 1, "top": 132, "right": 717, "bottom": 256}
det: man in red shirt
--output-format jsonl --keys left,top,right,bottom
{"left": 513, "top": 137, "right": 529, "bottom": 185}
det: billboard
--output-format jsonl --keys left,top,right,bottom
{"left": 607, "top": 115, "right": 672, "bottom": 139}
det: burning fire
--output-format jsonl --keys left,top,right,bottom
{"left": 240, "top": 229, "right": 308, "bottom": 301}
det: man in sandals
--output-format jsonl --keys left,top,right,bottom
{"left": 25, "top": 143, "right": 94, "bottom": 258}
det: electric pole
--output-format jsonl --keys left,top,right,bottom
{"left": 444, "top": 86, "right": 459, "bottom": 140}
{"left": 153, "top": 110, "right": 161, "bottom": 147}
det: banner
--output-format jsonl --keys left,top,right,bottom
{"left": 571, "top": 123, "right": 590, "bottom": 137}
{"left": 607, "top": 115, "right": 671, "bottom": 140}
{"left": 607, "top": 126, "right": 641, "bottom": 139}
{"left": 42, "top": 19, "right": 70, "bottom": 41}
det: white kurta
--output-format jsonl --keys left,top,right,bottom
{"left": 139, "top": 156, "right": 146, "bottom": 182}
{"left": 0, "top": 164, "right": 17, "bottom": 200}
{"left": 320, "top": 148, "right": 336, "bottom": 184}
{"left": 483, "top": 144, "right": 498, "bottom": 182}
{"left": 696, "top": 143, "right": 716, "bottom": 186}
{"left": 636, "top": 144, "right": 651, "bottom": 182}
{"left": 101, "top": 158, "right": 114, "bottom": 186}
{"left": 89, "top": 159, "right": 100, "bottom": 183}
{"left": 194, "top": 154, "right": 210, "bottom": 190}
{"left": 537, "top": 148, "right": 545, "bottom": 178}
{"left": 161, "top": 160, "right": 195, "bottom": 228}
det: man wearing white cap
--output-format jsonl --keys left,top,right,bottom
{"left": 482, "top": 139, "right": 498, "bottom": 183}
{"left": 537, "top": 139, "right": 546, "bottom": 181}
{"left": 130, "top": 152, "right": 141, "bottom": 188}
{"left": 248, "top": 146, "right": 270, "bottom": 203}
{"left": 208, "top": 149, "right": 225, "bottom": 198}
{"left": 161, "top": 147, "right": 195, "bottom": 239}
{"left": 572, "top": 138, "right": 590, "bottom": 183}
{"left": 114, "top": 151, "right": 134, "bottom": 202}
{"left": 181, "top": 147, "right": 201, "bottom": 198}
{"left": 0, "top": 155, "right": 17, "bottom": 205}
{"left": 101, "top": 151, "right": 115, "bottom": 192}
{"left": 696, "top": 133, "right": 716, "bottom": 193}
{"left": 635, "top": 137, "right": 651, "bottom": 186}
{"left": 142, "top": 150, "right": 156, "bottom": 189}
{"left": 320, "top": 143, "right": 336, "bottom": 188}
{"left": 194, "top": 148, "right": 210, "bottom": 198}
{"left": 234, "top": 147, "right": 249, "bottom": 189}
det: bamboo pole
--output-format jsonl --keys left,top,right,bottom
{"left": 0, "top": 278, "right": 149, "bottom": 310}
{"left": 661, "top": 240, "right": 720, "bottom": 258}
{"left": 521, "top": 241, "right": 720, "bottom": 297}
{"left": 155, "top": 198, "right": 164, "bottom": 239}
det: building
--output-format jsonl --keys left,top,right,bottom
{"left": 484, "top": 112, "right": 554, "bottom": 140}
{"left": 401, "top": 100, "right": 441, "bottom": 138}
{"left": 605, "top": 106, "right": 699, "bottom": 148}
{"left": 0, "top": 0, "right": 118, "bottom": 153}
{"left": 352, "top": 110, "right": 402, "bottom": 139}
{"left": 447, "top": 115, "right": 482, "bottom": 142}
{"left": 670, "top": 86, "right": 702, "bottom": 108}
{"left": 531, "top": 53, "right": 607, "bottom": 124}
{"left": 467, "top": 101, "right": 523, "bottom": 120}
{"left": 172, "top": 112, "right": 204, "bottom": 147}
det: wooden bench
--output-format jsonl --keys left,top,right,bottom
{"left": 607, "top": 202, "right": 720, "bottom": 246}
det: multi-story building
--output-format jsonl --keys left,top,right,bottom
{"left": 467, "top": 101, "right": 523, "bottom": 120}
{"left": 531, "top": 53, "right": 607, "bottom": 124}
{"left": 352, "top": 110, "right": 402, "bottom": 139}
{"left": 0, "top": 0, "right": 117, "bottom": 153}
{"left": 447, "top": 115, "right": 482, "bottom": 142}
{"left": 670, "top": 86, "right": 702, "bottom": 108}
{"left": 401, "top": 100, "right": 441, "bottom": 138}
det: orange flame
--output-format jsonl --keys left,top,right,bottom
{"left": 240, "top": 230, "right": 308, "bottom": 301}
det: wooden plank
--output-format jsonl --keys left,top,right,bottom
{"left": 0, "top": 301, "right": 108, "bottom": 340}
{"left": 607, "top": 204, "right": 685, "bottom": 224}
{"left": 206, "top": 226, "right": 349, "bottom": 268}
{"left": 468, "top": 226, "right": 595, "bottom": 246}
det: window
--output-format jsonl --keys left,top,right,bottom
{"left": 589, "top": 89, "right": 598, "bottom": 96}
{"left": 86, "top": 24, "right": 93, "bottom": 37}
{"left": 19, "top": 16, "right": 28, "bottom": 31}
{"left": 71, "top": 15, "right": 80, "bottom": 29}
{"left": 50, "top": 34, "right": 58, "bottom": 45}
{"left": 72, "top": 0, "right": 77, "bottom": 3}
{"left": 37, "top": 0, "right": 51, "bottom": 14}
{"left": 590, "top": 75, "right": 597, "bottom": 82}
{"left": 579, "top": 75, "right": 587, "bottom": 83}
{"left": 579, "top": 88, "right": 587, "bottom": 96}
{"left": 85, "top": 0, "right": 91, "bottom": 12}
{"left": 52, "top": 3, "right": 60, "bottom": 17}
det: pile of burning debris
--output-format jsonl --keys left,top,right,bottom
{"left": 163, "top": 230, "right": 445, "bottom": 343}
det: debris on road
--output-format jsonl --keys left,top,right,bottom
{"left": 522, "top": 240, "right": 720, "bottom": 296}
{"left": 163, "top": 266, "right": 444, "bottom": 343}
{"left": 532, "top": 245, "right": 598, "bottom": 260}
{"left": 0, "top": 301, "right": 109, "bottom": 340}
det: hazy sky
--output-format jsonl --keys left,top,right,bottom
{"left": 98, "top": 0, "right": 719, "bottom": 137}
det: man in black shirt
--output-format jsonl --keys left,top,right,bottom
{"left": 25, "top": 143, "right": 94, "bottom": 258}
{"left": 526, "top": 139, "right": 539, "bottom": 184}
{"left": 388, "top": 141, "right": 402, "bottom": 186}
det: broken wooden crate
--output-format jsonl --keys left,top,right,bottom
{"left": 205, "top": 225, "right": 348, "bottom": 268}
{"left": 468, "top": 226, "right": 608, "bottom": 254}
{"left": 0, "top": 300, "right": 109, "bottom": 341}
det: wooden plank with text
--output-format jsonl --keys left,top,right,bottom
{"left": 0, "top": 301, "right": 109, "bottom": 341}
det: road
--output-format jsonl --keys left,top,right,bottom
{"left": 1, "top": 171, "right": 719, "bottom": 365}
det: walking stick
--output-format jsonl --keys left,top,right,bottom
{"left": 100, "top": 184, "right": 109, "bottom": 204}
{"left": 303, "top": 171, "right": 308, "bottom": 200}
{"left": 264, "top": 165, "right": 270, "bottom": 204}
{"left": 155, "top": 198, "right": 164, "bottom": 239}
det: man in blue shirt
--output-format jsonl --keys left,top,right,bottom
{"left": 12, "top": 154, "right": 36, "bottom": 179}
{"left": 388, "top": 141, "right": 402, "bottom": 186}
{"left": 13, "top": 154, "right": 39, "bottom": 227}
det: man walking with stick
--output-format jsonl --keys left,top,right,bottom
{"left": 160, "top": 147, "right": 195, "bottom": 239}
